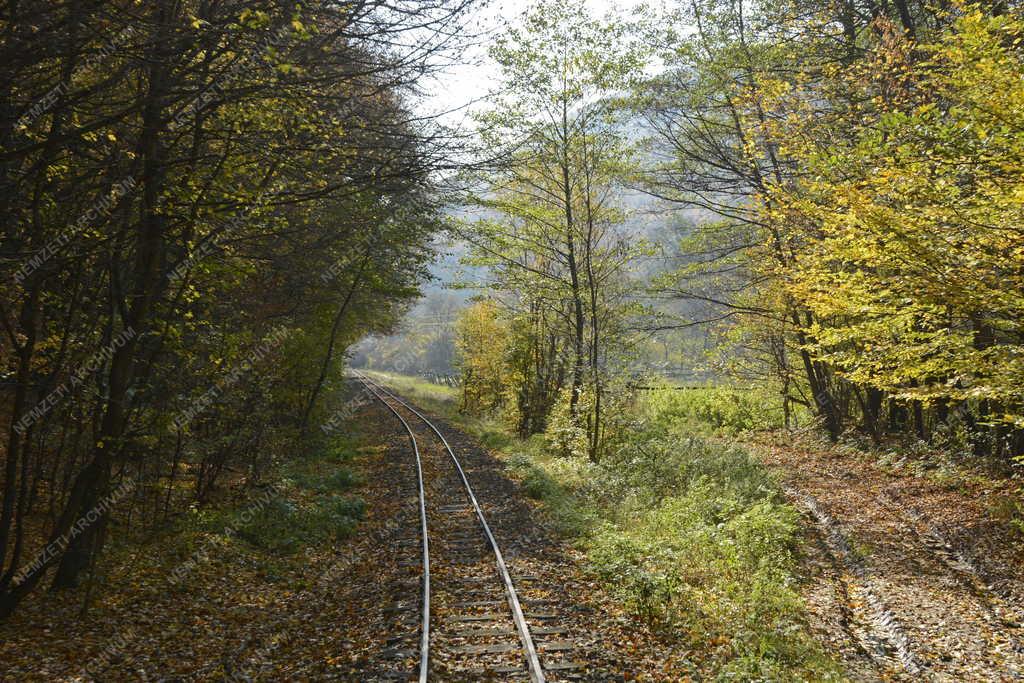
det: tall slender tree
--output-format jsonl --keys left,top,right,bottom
{"left": 462, "top": 0, "right": 647, "bottom": 459}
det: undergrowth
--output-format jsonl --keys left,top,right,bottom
{"left": 638, "top": 384, "right": 802, "bottom": 435}
{"left": 504, "top": 428, "right": 842, "bottom": 681}
{"left": 641, "top": 382, "right": 1024, "bottom": 536}
{"left": 193, "top": 436, "right": 364, "bottom": 555}
{"left": 174, "top": 430, "right": 365, "bottom": 565}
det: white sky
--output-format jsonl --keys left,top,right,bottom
{"left": 420, "top": 0, "right": 657, "bottom": 125}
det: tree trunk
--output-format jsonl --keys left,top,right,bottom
{"left": 300, "top": 246, "right": 372, "bottom": 434}
{"left": 51, "top": 3, "right": 175, "bottom": 590}
{"left": 792, "top": 317, "right": 842, "bottom": 440}
{"left": 0, "top": 288, "right": 39, "bottom": 590}
{"left": 891, "top": 0, "right": 916, "bottom": 37}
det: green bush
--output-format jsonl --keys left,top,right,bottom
{"left": 643, "top": 386, "right": 796, "bottom": 434}
{"left": 321, "top": 441, "right": 358, "bottom": 464}
{"left": 509, "top": 452, "right": 560, "bottom": 500}
{"left": 504, "top": 447, "right": 599, "bottom": 537}
{"left": 235, "top": 495, "right": 364, "bottom": 554}
{"left": 233, "top": 437, "right": 365, "bottom": 554}
{"left": 589, "top": 529, "right": 680, "bottom": 623}
{"left": 499, "top": 405, "right": 840, "bottom": 679}
{"left": 289, "top": 467, "right": 359, "bottom": 494}
{"left": 582, "top": 441, "right": 837, "bottom": 679}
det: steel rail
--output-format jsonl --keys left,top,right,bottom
{"left": 355, "top": 371, "right": 546, "bottom": 683}
{"left": 354, "top": 376, "right": 431, "bottom": 683}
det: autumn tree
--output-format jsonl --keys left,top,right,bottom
{"left": 0, "top": 0, "right": 475, "bottom": 617}
{"left": 462, "top": 0, "right": 648, "bottom": 459}
{"left": 768, "top": 7, "right": 1024, "bottom": 451}
{"left": 454, "top": 300, "right": 510, "bottom": 414}
{"left": 637, "top": 0, "right": 855, "bottom": 439}
{"left": 638, "top": 0, "right": 1023, "bottom": 456}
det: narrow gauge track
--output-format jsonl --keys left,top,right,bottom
{"left": 354, "top": 371, "right": 558, "bottom": 682}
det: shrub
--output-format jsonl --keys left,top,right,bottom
{"left": 643, "top": 386, "right": 795, "bottom": 434}
{"left": 234, "top": 438, "right": 365, "bottom": 554}
{"left": 235, "top": 495, "right": 364, "bottom": 554}
{"left": 294, "top": 467, "right": 359, "bottom": 494}
{"left": 501, "top": 400, "right": 839, "bottom": 679}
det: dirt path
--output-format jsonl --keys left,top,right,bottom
{"left": 754, "top": 435, "right": 1024, "bottom": 682}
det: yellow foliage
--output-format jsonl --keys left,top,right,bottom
{"left": 454, "top": 301, "right": 510, "bottom": 415}
{"left": 769, "top": 9, "right": 1024, "bottom": 424}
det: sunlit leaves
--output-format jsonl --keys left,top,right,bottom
{"left": 774, "top": 8, "right": 1024, "bottom": 423}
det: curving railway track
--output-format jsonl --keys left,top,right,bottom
{"left": 354, "top": 371, "right": 580, "bottom": 682}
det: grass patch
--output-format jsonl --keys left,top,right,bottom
{"left": 232, "top": 494, "right": 364, "bottom": 555}
{"left": 361, "top": 370, "right": 458, "bottom": 417}
{"left": 506, "top": 445, "right": 599, "bottom": 537}
{"left": 240, "top": 434, "right": 364, "bottom": 554}
{"left": 183, "top": 433, "right": 365, "bottom": 557}
{"left": 989, "top": 493, "right": 1024, "bottom": 536}
{"left": 585, "top": 433, "right": 839, "bottom": 680}
{"left": 639, "top": 384, "right": 802, "bottom": 435}
{"left": 510, "top": 429, "right": 840, "bottom": 679}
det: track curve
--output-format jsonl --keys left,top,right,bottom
{"left": 354, "top": 371, "right": 546, "bottom": 683}
{"left": 357, "top": 375, "right": 432, "bottom": 682}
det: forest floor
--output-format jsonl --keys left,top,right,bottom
{"left": 0, "top": 430, "right": 372, "bottom": 680}
{"left": 3, "top": 377, "right": 1022, "bottom": 682}
{"left": 750, "top": 432, "right": 1024, "bottom": 681}
{"left": 0, "top": 388, "right": 690, "bottom": 681}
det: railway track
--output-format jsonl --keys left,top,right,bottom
{"left": 354, "top": 372, "right": 581, "bottom": 682}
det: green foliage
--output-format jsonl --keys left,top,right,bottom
{"left": 0, "top": 0, "right": 467, "bottom": 610}
{"left": 234, "top": 495, "right": 364, "bottom": 555}
{"left": 543, "top": 386, "right": 596, "bottom": 459}
{"left": 495, "top": 398, "right": 841, "bottom": 679}
{"left": 291, "top": 467, "right": 360, "bottom": 494}
{"left": 641, "top": 386, "right": 798, "bottom": 435}
{"left": 641, "top": 0, "right": 1024, "bottom": 452}
{"left": 504, "top": 447, "right": 601, "bottom": 538}
{"left": 231, "top": 437, "right": 364, "bottom": 555}
{"left": 544, "top": 380, "right": 636, "bottom": 457}
{"left": 461, "top": 0, "right": 654, "bottom": 457}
